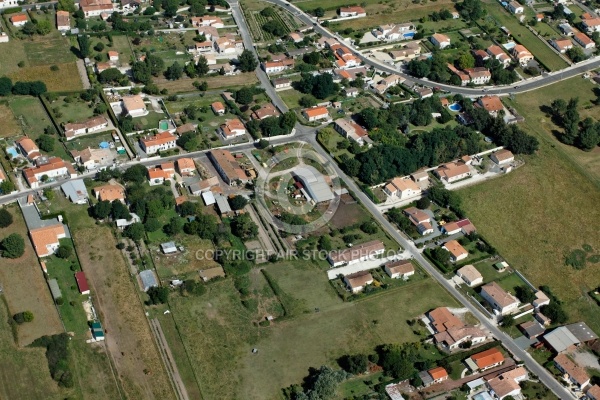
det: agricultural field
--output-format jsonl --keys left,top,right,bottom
{"left": 155, "top": 73, "right": 258, "bottom": 93}
{"left": 164, "top": 93, "right": 239, "bottom": 131}
{"left": 481, "top": 1, "right": 569, "bottom": 71}
{"left": 169, "top": 257, "right": 459, "bottom": 400}
{"left": 457, "top": 83, "right": 600, "bottom": 333}
{"left": 0, "top": 204, "right": 63, "bottom": 346}
{"left": 7, "top": 96, "right": 52, "bottom": 139}
{"left": 88, "top": 35, "right": 136, "bottom": 64}
{"left": 0, "top": 102, "right": 21, "bottom": 138}
{"left": 243, "top": 3, "right": 301, "bottom": 42}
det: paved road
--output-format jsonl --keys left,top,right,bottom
{"left": 264, "top": 0, "right": 600, "bottom": 96}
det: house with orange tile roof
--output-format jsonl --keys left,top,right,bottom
{"left": 122, "top": 94, "right": 147, "bottom": 117}
{"left": 108, "top": 51, "right": 119, "bottom": 61}
{"left": 190, "top": 16, "right": 224, "bottom": 28}
{"left": 333, "top": 118, "right": 369, "bottom": 146}
{"left": 56, "top": 10, "right": 70, "bottom": 31}
{"left": 10, "top": 14, "right": 28, "bottom": 26}
{"left": 427, "top": 307, "right": 463, "bottom": 333}
{"left": 551, "top": 38, "right": 573, "bottom": 53}
{"left": 442, "top": 239, "right": 468, "bottom": 262}
{"left": 79, "top": 0, "right": 114, "bottom": 17}
{"left": 251, "top": 103, "right": 279, "bottom": 120}
{"left": 29, "top": 224, "right": 67, "bottom": 257}
{"left": 434, "top": 326, "right": 488, "bottom": 350}
{"left": 574, "top": 32, "right": 595, "bottom": 49}
{"left": 384, "top": 259, "right": 414, "bottom": 279}
{"left": 486, "top": 367, "right": 528, "bottom": 399}
{"left": 339, "top": 6, "right": 366, "bottom": 17}
{"left": 93, "top": 183, "right": 125, "bottom": 202}
{"left": 147, "top": 167, "right": 168, "bottom": 186}
{"left": 403, "top": 207, "right": 434, "bottom": 235}
{"left": 587, "top": 384, "right": 600, "bottom": 400}
{"left": 22, "top": 157, "right": 77, "bottom": 188}
{"left": 554, "top": 353, "right": 590, "bottom": 390}
{"left": 219, "top": 118, "right": 246, "bottom": 139}
{"left": 486, "top": 45, "right": 511, "bottom": 68}
{"left": 456, "top": 264, "right": 483, "bottom": 287}
{"left": 582, "top": 17, "right": 600, "bottom": 34}
{"left": 383, "top": 177, "right": 421, "bottom": 200}
{"left": 344, "top": 271, "right": 374, "bottom": 293}
{"left": 511, "top": 45, "right": 534, "bottom": 65}
{"left": 480, "top": 281, "right": 520, "bottom": 315}
{"left": 211, "top": 101, "right": 226, "bottom": 115}
{"left": 430, "top": 33, "right": 451, "bottom": 49}
{"left": 467, "top": 348, "right": 505, "bottom": 371}
{"left": 476, "top": 95, "right": 504, "bottom": 116}
{"left": 16, "top": 137, "right": 41, "bottom": 161}
{"left": 491, "top": 149, "right": 514, "bottom": 165}
{"left": 261, "top": 59, "right": 295, "bottom": 74}
{"left": 208, "top": 149, "right": 248, "bottom": 185}
{"left": 302, "top": 106, "right": 329, "bottom": 122}
{"left": 176, "top": 158, "right": 196, "bottom": 176}
{"left": 139, "top": 131, "right": 177, "bottom": 155}
{"left": 434, "top": 161, "right": 472, "bottom": 183}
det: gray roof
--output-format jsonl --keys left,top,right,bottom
{"left": 286, "top": 47, "right": 312, "bottom": 57}
{"left": 565, "top": 322, "right": 598, "bottom": 343}
{"left": 139, "top": 269, "right": 158, "bottom": 292}
{"left": 418, "top": 370, "right": 433, "bottom": 386}
{"left": 48, "top": 279, "right": 62, "bottom": 300}
{"left": 215, "top": 195, "right": 232, "bottom": 214}
{"left": 160, "top": 241, "right": 177, "bottom": 253}
{"left": 202, "top": 191, "right": 216, "bottom": 205}
{"left": 61, "top": 179, "right": 89, "bottom": 203}
{"left": 519, "top": 321, "right": 545, "bottom": 338}
{"left": 543, "top": 326, "right": 580, "bottom": 352}
{"left": 115, "top": 213, "right": 140, "bottom": 228}
{"left": 293, "top": 166, "right": 334, "bottom": 203}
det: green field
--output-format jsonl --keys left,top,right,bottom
{"left": 8, "top": 96, "right": 52, "bottom": 138}
{"left": 169, "top": 258, "right": 459, "bottom": 400}
{"left": 47, "top": 95, "right": 97, "bottom": 125}
{"left": 482, "top": 1, "right": 569, "bottom": 71}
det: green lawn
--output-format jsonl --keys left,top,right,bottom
{"left": 473, "top": 259, "right": 507, "bottom": 284}
{"left": 8, "top": 96, "right": 52, "bottom": 138}
{"left": 132, "top": 110, "right": 165, "bottom": 131}
{"left": 278, "top": 88, "right": 305, "bottom": 110}
{"left": 482, "top": 1, "right": 569, "bottom": 71}
{"left": 47, "top": 95, "right": 97, "bottom": 125}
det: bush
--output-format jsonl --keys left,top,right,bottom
{"left": 1, "top": 233, "right": 25, "bottom": 258}
{"left": 56, "top": 245, "right": 73, "bottom": 259}
{"left": 416, "top": 197, "right": 431, "bottom": 209}
{"left": 146, "top": 286, "right": 169, "bottom": 305}
{"left": 30, "top": 333, "right": 74, "bottom": 388}
{"left": 0, "top": 208, "right": 13, "bottom": 228}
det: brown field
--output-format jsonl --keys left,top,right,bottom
{"left": 328, "top": 200, "right": 369, "bottom": 230}
{"left": 155, "top": 72, "right": 259, "bottom": 93}
{"left": 0, "top": 204, "right": 63, "bottom": 346}
{"left": 8, "top": 62, "right": 83, "bottom": 92}
{"left": 0, "top": 103, "right": 21, "bottom": 138}
{"left": 72, "top": 224, "right": 175, "bottom": 400}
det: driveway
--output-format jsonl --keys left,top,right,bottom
{"left": 326, "top": 253, "right": 408, "bottom": 280}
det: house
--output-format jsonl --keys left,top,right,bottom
{"left": 434, "top": 162, "right": 471, "bottom": 183}
{"left": 344, "top": 271, "right": 374, "bottom": 293}
{"left": 108, "top": 51, "right": 119, "bottom": 61}
{"left": 573, "top": 32, "right": 595, "bottom": 49}
{"left": 384, "top": 259, "right": 415, "bottom": 279}
{"left": 472, "top": 49, "right": 490, "bottom": 65}
{"left": 95, "top": 62, "right": 112, "bottom": 73}
{"left": 536, "top": 13, "right": 544, "bottom": 22}
{"left": 480, "top": 282, "right": 520, "bottom": 315}
{"left": 511, "top": 45, "right": 534, "bottom": 65}
{"left": 383, "top": 177, "right": 421, "bottom": 199}
{"left": 289, "top": 32, "right": 304, "bottom": 43}
{"left": 302, "top": 106, "right": 329, "bottom": 122}
{"left": 486, "top": 45, "right": 511, "bottom": 68}
{"left": 448, "top": 64, "right": 470, "bottom": 86}
{"left": 139, "top": 270, "right": 158, "bottom": 292}
{"left": 64, "top": 116, "right": 109, "bottom": 139}
{"left": 219, "top": 118, "right": 247, "bottom": 139}
{"left": 56, "top": 10, "right": 70, "bottom": 31}
{"left": 61, "top": 179, "right": 89, "bottom": 204}
{"left": 211, "top": 101, "right": 226, "bottom": 115}
{"left": 507, "top": 1, "right": 524, "bottom": 14}
{"left": 79, "top": 0, "right": 113, "bottom": 17}
{"left": 93, "top": 184, "right": 125, "bottom": 202}
{"left": 465, "top": 67, "right": 491, "bottom": 85}
{"left": 371, "top": 74, "right": 403, "bottom": 94}
{"left": 428, "top": 307, "right": 463, "bottom": 332}
{"left": 532, "top": 290, "right": 550, "bottom": 308}
{"left": 0, "top": 0, "right": 18, "bottom": 10}
{"left": 587, "top": 385, "right": 600, "bottom": 400}
{"left": 411, "top": 170, "right": 429, "bottom": 183}
{"left": 176, "top": 123, "right": 195, "bottom": 136}
{"left": 441, "top": 218, "right": 476, "bottom": 235}
{"left": 331, "top": 44, "right": 360, "bottom": 68}
{"left": 16, "top": 137, "right": 41, "bottom": 160}
{"left": 261, "top": 59, "right": 294, "bottom": 74}
{"left": 519, "top": 320, "right": 545, "bottom": 339}
{"left": 551, "top": 38, "right": 573, "bottom": 53}
{"left": 208, "top": 149, "right": 248, "bottom": 185}
{"left": 327, "top": 240, "right": 385, "bottom": 267}
{"left": 333, "top": 118, "right": 369, "bottom": 146}
{"left": 486, "top": 367, "right": 528, "bottom": 400}
{"left": 23, "top": 157, "right": 77, "bottom": 188}
{"left": 199, "top": 266, "right": 226, "bottom": 282}
{"left": 554, "top": 353, "right": 590, "bottom": 390}
{"left": 490, "top": 149, "right": 514, "bottom": 165}
{"left": 343, "top": 87, "right": 359, "bottom": 97}
{"left": 416, "top": 88, "right": 434, "bottom": 98}
{"left": 388, "top": 42, "right": 421, "bottom": 62}
{"left": 372, "top": 23, "right": 415, "bottom": 41}
{"left": 476, "top": 95, "right": 504, "bottom": 116}
{"left": 339, "top": 6, "right": 366, "bottom": 17}
{"left": 442, "top": 240, "right": 468, "bottom": 262}
{"left": 434, "top": 325, "right": 488, "bottom": 350}
{"left": 336, "top": 66, "right": 370, "bottom": 83}
{"left": 176, "top": 158, "right": 196, "bottom": 176}
{"left": 139, "top": 131, "right": 177, "bottom": 155}
{"left": 121, "top": 0, "right": 140, "bottom": 11}
{"left": 10, "top": 14, "right": 28, "bottom": 27}
{"left": 458, "top": 112, "right": 474, "bottom": 126}
{"left": 160, "top": 241, "right": 177, "bottom": 254}
{"left": 251, "top": 103, "right": 279, "bottom": 120}
{"left": 286, "top": 47, "right": 313, "bottom": 58}
{"left": 419, "top": 367, "right": 448, "bottom": 387}
{"left": 430, "top": 33, "right": 451, "bottom": 49}
{"left": 543, "top": 327, "right": 580, "bottom": 352}
{"left": 75, "top": 271, "right": 90, "bottom": 295}
{"left": 559, "top": 23, "right": 577, "bottom": 36}
{"left": 466, "top": 348, "right": 505, "bottom": 372}
{"left": 403, "top": 207, "right": 434, "bottom": 235}
{"left": 456, "top": 264, "right": 483, "bottom": 287}
{"left": 190, "top": 16, "right": 224, "bottom": 28}
{"left": 535, "top": 311, "right": 551, "bottom": 326}
{"left": 196, "top": 25, "right": 219, "bottom": 40}
{"left": 147, "top": 167, "right": 168, "bottom": 186}
{"left": 115, "top": 213, "right": 141, "bottom": 230}
{"left": 582, "top": 18, "right": 600, "bottom": 34}
{"left": 292, "top": 166, "right": 334, "bottom": 203}
{"left": 214, "top": 36, "right": 241, "bottom": 54}
{"left": 29, "top": 224, "right": 67, "bottom": 258}
{"left": 272, "top": 78, "right": 292, "bottom": 89}
{"left": 122, "top": 95, "right": 147, "bottom": 117}
{"left": 190, "top": 41, "right": 213, "bottom": 53}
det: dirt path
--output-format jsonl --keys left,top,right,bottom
{"left": 76, "top": 59, "right": 91, "bottom": 89}
{"left": 149, "top": 319, "right": 190, "bottom": 400}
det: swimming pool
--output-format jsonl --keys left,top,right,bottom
{"left": 448, "top": 102, "right": 462, "bottom": 112}
{"left": 403, "top": 32, "right": 416, "bottom": 39}
{"left": 159, "top": 120, "right": 169, "bottom": 131}
{"left": 6, "top": 146, "right": 18, "bottom": 158}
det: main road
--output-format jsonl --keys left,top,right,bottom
{"left": 264, "top": 0, "right": 600, "bottom": 96}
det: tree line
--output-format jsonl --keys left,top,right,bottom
{"left": 0, "top": 76, "right": 47, "bottom": 97}
{"left": 549, "top": 97, "right": 600, "bottom": 151}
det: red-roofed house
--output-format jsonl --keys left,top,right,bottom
{"left": 574, "top": 32, "right": 595, "bottom": 49}
{"left": 468, "top": 348, "right": 505, "bottom": 371}
{"left": 302, "top": 106, "right": 329, "bottom": 122}
{"left": 211, "top": 101, "right": 226, "bottom": 115}
{"left": 10, "top": 14, "right": 28, "bottom": 26}
{"left": 139, "top": 131, "right": 177, "bottom": 155}
{"left": 219, "top": 118, "right": 246, "bottom": 139}
{"left": 23, "top": 157, "right": 77, "bottom": 188}
{"left": 16, "top": 137, "right": 41, "bottom": 161}
{"left": 339, "top": 6, "right": 366, "bottom": 17}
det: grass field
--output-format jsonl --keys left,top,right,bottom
{"left": 155, "top": 73, "right": 258, "bottom": 93}
{"left": 456, "top": 82, "right": 600, "bottom": 333}
{"left": 0, "top": 102, "right": 21, "bottom": 138}
{"left": 8, "top": 96, "right": 52, "bottom": 139}
{"left": 278, "top": 88, "right": 305, "bottom": 109}
{"left": 170, "top": 258, "right": 459, "bottom": 400}
{"left": 47, "top": 95, "right": 97, "bottom": 125}
{"left": 9, "top": 62, "right": 83, "bottom": 92}
{"left": 0, "top": 204, "right": 63, "bottom": 346}
{"left": 482, "top": 1, "right": 569, "bottom": 71}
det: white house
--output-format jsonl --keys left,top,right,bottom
{"left": 442, "top": 240, "right": 469, "bottom": 262}
{"left": 384, "top": 259, "right": 415, "bottom": 279}
{"left": 456, "top": 265, "right": 483, "bottom": 287}
{"left": 491, "top": 149, "right": 514, "bottom": 165}
{"left": 122, "top": 95, "right": 148, "bottom": 117}
{"left": 302, "top": 106, "right": 329, "bottom": 122}
{"left": 10, "top": 14, "right": 28, "bottom": 27}
{"left": 22, "top": 157, "right": 77, "bottom": 188}
{"left": 219, "top": 118, "right": 246, "bottom": 139}
{"left": 339, "top": 6, "right": 366, "bottom": 17}
{"left": 430, "top": 33, "right": 451, "bottom": 49}
{"left": 29, "top": 224, "right": 67, "bottom": 257}
{"left": 333, "top": 118, "right": 369, "bottom": 146}
{"left": 139, "top": 131, "right": 177, "bottom": 155}
{"left": 480, "top": 282, "right": 520, "bottom": 315}
{"left": 507, "top": 1, "right": 524, "bottom": 14}
{"left": 344, "top": 271, "right": 374, "bottom": 293}
{"left": 383, "top": 177, "right": 421, "bottom": 200}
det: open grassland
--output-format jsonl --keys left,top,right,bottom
{"left": 505, "top": 77, "right": 600, "bottom": 186}
{"left": 55, "top": 196, "right": 175, "bottom": 400}
{"left": 22, "top": 35, "right": 76, "bottom": 66}
{"left": 9, "top": 63, "right": 82, "bottom": 92}
{"left": 482, "top": 1, "right": 569, "bottom": 71}
{"left": 8, "top": 96, "right": 52, "bottom": 138}
{"left": 0, "top": 102, "right": 21, "bottom": 138}
{"left": 47, "top": 95, "right": 96, "bottom": 125}
{"left": 0, "top": 204, "right": 63, "bottom": 346}
{"left": 170, "top": 259, "right": 459, "bottom": 400}
{"left": 155, "top": 73, "right": 258, "bottom": 93}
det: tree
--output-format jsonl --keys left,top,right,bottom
{"left": 78, "top": 35, "right": 90, "bottom": 58}
{"left": 162, "top": 0, "right": 179, "bottom": 17}
{"left": 578, "top": 119, "right": 600, "bottom": 151}
{"left": 0, "top": 76, "right": 12, "bottom": 96}
{"left": 184, "top": 214, "right": 218, "bottom": 240}
{"left": 36, "top": 19, "right": 52, "bottom": 35}
{"left": 0, "top": 180, "right": 15, "bottom": 194}
{"left": 541, "top": 302, "right": 568, "bottom": 324}
{"left": 1, "top": 233, "right": 25, "bottom": 259}
{"left": 163, "top": 216, "right": 184, "bottom": 235}
{"left": 178, "top": 201, "right": 197, "bottom": 216}
{"left": 431, "top": 247, "right": 451, "bottom": 265}
{"left": 502, "top": 314, "right": 515, "bottom": 327}
{"left": 123, "top": 164, "right": 148, "bottom": 184}
{"left": 111, "top": 200, "right": 131, "bottom": 220}
{"left": 260, "top": 7, "right": 275, "bottom": 17}
{"left": 339, "top": 354, "right": 368, "bottom": 374}
{"left": 318, "top": 235, "right": 332, "bottom": 251}
{"left": 515, "top": 285, "right": 535, "bottom": 303}
{"left": 56, "top": 245, "right": 73, "bottom": 259}
{"left": 238, "top": 49, "right": 258, "bottom": 72}
{"left": 235, "top": 86, "right": 254, "bottom": 105}
{"left": 416, "top": 197, "right": 431, "bottom": 210}
{"left": 93, "top": 200, "right": 112, "bottom": 219}
{"left": 36, "top": 135, "right": 55, "bottom": 152}
{"left": 566, "top": 47, "right": 587, "bottom": 63}
{"left": 314, "top": 7, "right": 324, "bottom": 17}
{"left": 196, "top": 55, "right": 209, "bottom": 76}
{"left": 22, "top": 21, "right": 37, "bottom": 36}
{"left": 132, "top": 61, "right": 152, "bottom": 84}
{"left": 176, "top": 131, "right": 200, "bottom": 151}
{"left": 124, "top": 222, "right": 145, "bottom": 241}
{"left": 231, "top": 214, "right": 258, "bottom": 240}
{"left": 299, "top": 94, "right": 317, "bottom": 108}
{"left": 58, "top": 0, "right": 76, "bottom": 12}
{"left": 13, "top": 311, "right": 34, "bottom": 324}
{"left": 0, "top": 208, "right": 13, "bottom": 228}
{"left": 94, "top": 42, "right": 105, "bottom": 52}
{"left": 164, "top": 61, "right": 183, "bottom": 80}
{"left": 144, "top": 218, "right": 162, "bottom": 232}
{"left": 457, "top": 53, "right": 475, "bottom": 70}
{"left": 98, "top": 68, "right": 124, "bottom": 84}
{"left": 146, "top": 286, "right": 169, "bottom": 304}
{"left": 360, "top": 221, "right": 378, "bottom": 234}
{"left": 262, "top": 20, "right": 287, "bottom": 37}
{"left": 230, "top": 195, "right": 248, "bottom": 210}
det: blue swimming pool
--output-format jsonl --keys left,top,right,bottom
{"left": 448, "top": 102, "right": 462, "bottom": 112}
{"left": 6, "top": 146, "right": 18, "bottom": 158}
{"left": 403, "top": 32, "right": 416, "bottom": 39}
